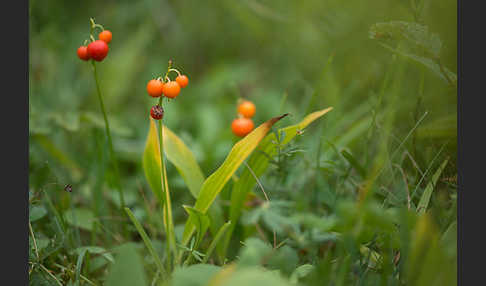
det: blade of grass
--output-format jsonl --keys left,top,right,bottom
{"left": 124, "top": 207, "right": 167, "bottom": 278}
{"left": 417, "top": 158, "right": 449, "bottom": 214}
{"left": 203, "top": 221, "right": 232, "bottom": 264}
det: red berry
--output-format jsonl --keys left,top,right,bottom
{"left": 87, "top": 40, "right": 109, "bottom": 62}
{"left": 163, "top": 81, "right": 181, "bottom": 98}
{"left": 176, "top": 75, "right": 189, "bottom": 88}
{"left": 231, "top": 118, "right": 254, "bottom": 137}
{"left": 150, "top": 105, "right": 164, "bottom": 120}
{"left": 98, "top": 30, "right": 112, "bottom": 44}
{"left": 77, "top": 46, "right": 90, "bottom": 61}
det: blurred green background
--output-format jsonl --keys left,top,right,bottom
{"left": 29, "top": 0, "right": 456, "bottom": 238}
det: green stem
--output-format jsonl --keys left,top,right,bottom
{"left": 157, "top": 96, "right": 173, "bottom": 271}
{"left": 91, "top": 61, "right": 126, "bottom": 212}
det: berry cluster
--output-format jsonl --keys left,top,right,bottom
{"left": 147, "top": 61, "right": 189, "bottom": 120}
{"left": 77, "top": 19, "right": 112, "bottom": 62}
{"left": 231, "top": 100, "right": 256, "bottom": 137}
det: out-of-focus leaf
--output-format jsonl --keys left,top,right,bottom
{"left": 290, "top": 264, "right": 315, "bottom": 284}
{"left": 105, "top": 243, "right": 148, "bottom": 286}
{"left": 29, "top": 205, "right": 47, "bottom": 222}
{"left": 172, "top": 264, "right": 221, "bottom": 286}
{"left": 417, "top": 158, "right": 448, "bottom": 214}
{"left": 370, "top": 21, "right": 442, "bottom": 58}
{"left": 417, "top": 114, "right": 457, "bottom": 139}
{"left": 370, "top": 21, "right": 456, "bottom": 85}
{"left": 32, "top": 134, "right": 83, "bottom": 180}
{"left": 70, "top": 246, "right": 114, "bottom": 263}
{"left": 181, "top": 114, "right": 289, "bottom": 246}
{"left": 64, "top": 208, "right": 96, "bottom": 231}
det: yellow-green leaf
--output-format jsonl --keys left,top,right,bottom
{"left": 163, "top": 125, "right": 205, "bottom": 198}
{"left": 222, "top": 107, "right": 333, "bottom": 256}
{"left": 142, "top": 117, "right": 163, "bottom": 202}
{"left": 181, "top": 114, "right": 289, "bottom": 246}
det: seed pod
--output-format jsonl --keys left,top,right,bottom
{"left": 150, "top": 105, "right": 164, "bottom": 120}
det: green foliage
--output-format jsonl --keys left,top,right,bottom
{"left": 29, "top": 0, "right": 456, "bottom": 285}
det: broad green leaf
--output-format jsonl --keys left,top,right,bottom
{"left": 181, "top": 114, "right": 289, "bottom": 246}
{"left": 172, "top": 264, "right": 221, "bottom": 286}
{"left": 141, "top": 117, "right": 176, "bottom": 252}
{"left": 142, "top": 117, "right": 163, "bottom": 202}
{"left": 163, "top": 125, "right": 205, "bottom": 198}
{"left": 143, "top": 117, "right": 205, "bottom": 199}
{"left": 223, "top": 107, "right": 333, "bottom": 254}
{"left": 29, "top": 205, "right": 47, "bottom": 222}
{"left": 417, "top": 158, "right": 449, "bottom": 214}
{"left": 105, "top": 243, "right": 148, "bottom": 286}
{"left": 64, "top": 208, "right": 96, "bottom": 231}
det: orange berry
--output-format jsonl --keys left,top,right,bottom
{"left": 147, "top": 79, "right": 164, "bottom": 98}
{"left": 163, "top": 81, "right": 181, "bottom": 98}
{"left": 176, "top": 75, "right": 189, "bottom": 88}
{"left": 231, "top": 118, "right": 254, "bottom": 137}
{"left": 98, "top": 30, "right": 112, "bottom": 44}
{"left": 237, "top": 100, "right": 256, "bottom": 118}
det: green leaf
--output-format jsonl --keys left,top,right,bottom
{"left": 183, "top": 205, "right": 210, "bottom": 248}
{"left": 29, "top": 205, "right": 47, "bottom": 222}
{"left": 290, "top": 264, "right": 315, "bottom": 284}
{"left": 142, "top": 117, "right": 177, "bottom": 254}
{"left": 341, "top": 149, "right": 366, "bottom": 177}
{"left": 105, "top": 243, "right": 148, "bottom": 286}
{"left": 181, "top": 114, "right": 289, "bottom": 247}
{"left": 172, "top": 264, "right": 221, "bottom": 286}
{"left": 142, "top": 117, "right": 163, "bottom": 202}
{"left": 417, "top": 158, "right": 449, "bottom": 214}
{"left": 370, "top": 21, "right": 456, "bottom": 85}
{"left": 64, "top": 208, "right": 96, "bottom": 231}
{"left": 224, "top": 107, "right": 333, "bottom": 254}
{"left": 70, "top": 246, "right": 114, "bottom": 263}
{"left": 163, "top": 125, "right": 206, "bottom": 198}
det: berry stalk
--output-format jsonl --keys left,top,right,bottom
{"left": 91, "top": 61, "right": 126, "bottom": 211}
{"left": 157, "top": 96, "right": 176, "bottom": 271}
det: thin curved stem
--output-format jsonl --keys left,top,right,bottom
{"left": 91, "top": 61, "right": 126, "bottom": 211}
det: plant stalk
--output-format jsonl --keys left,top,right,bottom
{"left": 91, "top": 61, "right": 126, "bottom": 212}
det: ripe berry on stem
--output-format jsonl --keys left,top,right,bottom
{"left": 147, "top": 79, "right": 164, "bottom": 98}
{"left": 176, "top": 75, "right": 189, "bottom": 88}
{"left": 163, "top": 81, "right": 181, "bottom": 98}
{"left": 237, "top": 100, "right": 256, "bottom": 118}
{"left": 77, "top": 46, "right": 90, "bottom": 61}
{"left": 98, "top": 30, "right": 112, "bottom": 44}
{"left": 87, "top": 40, "right": 109, "bottom": 62}
{"left": 231, "top": 117, "right": 254, "bottom": 137}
